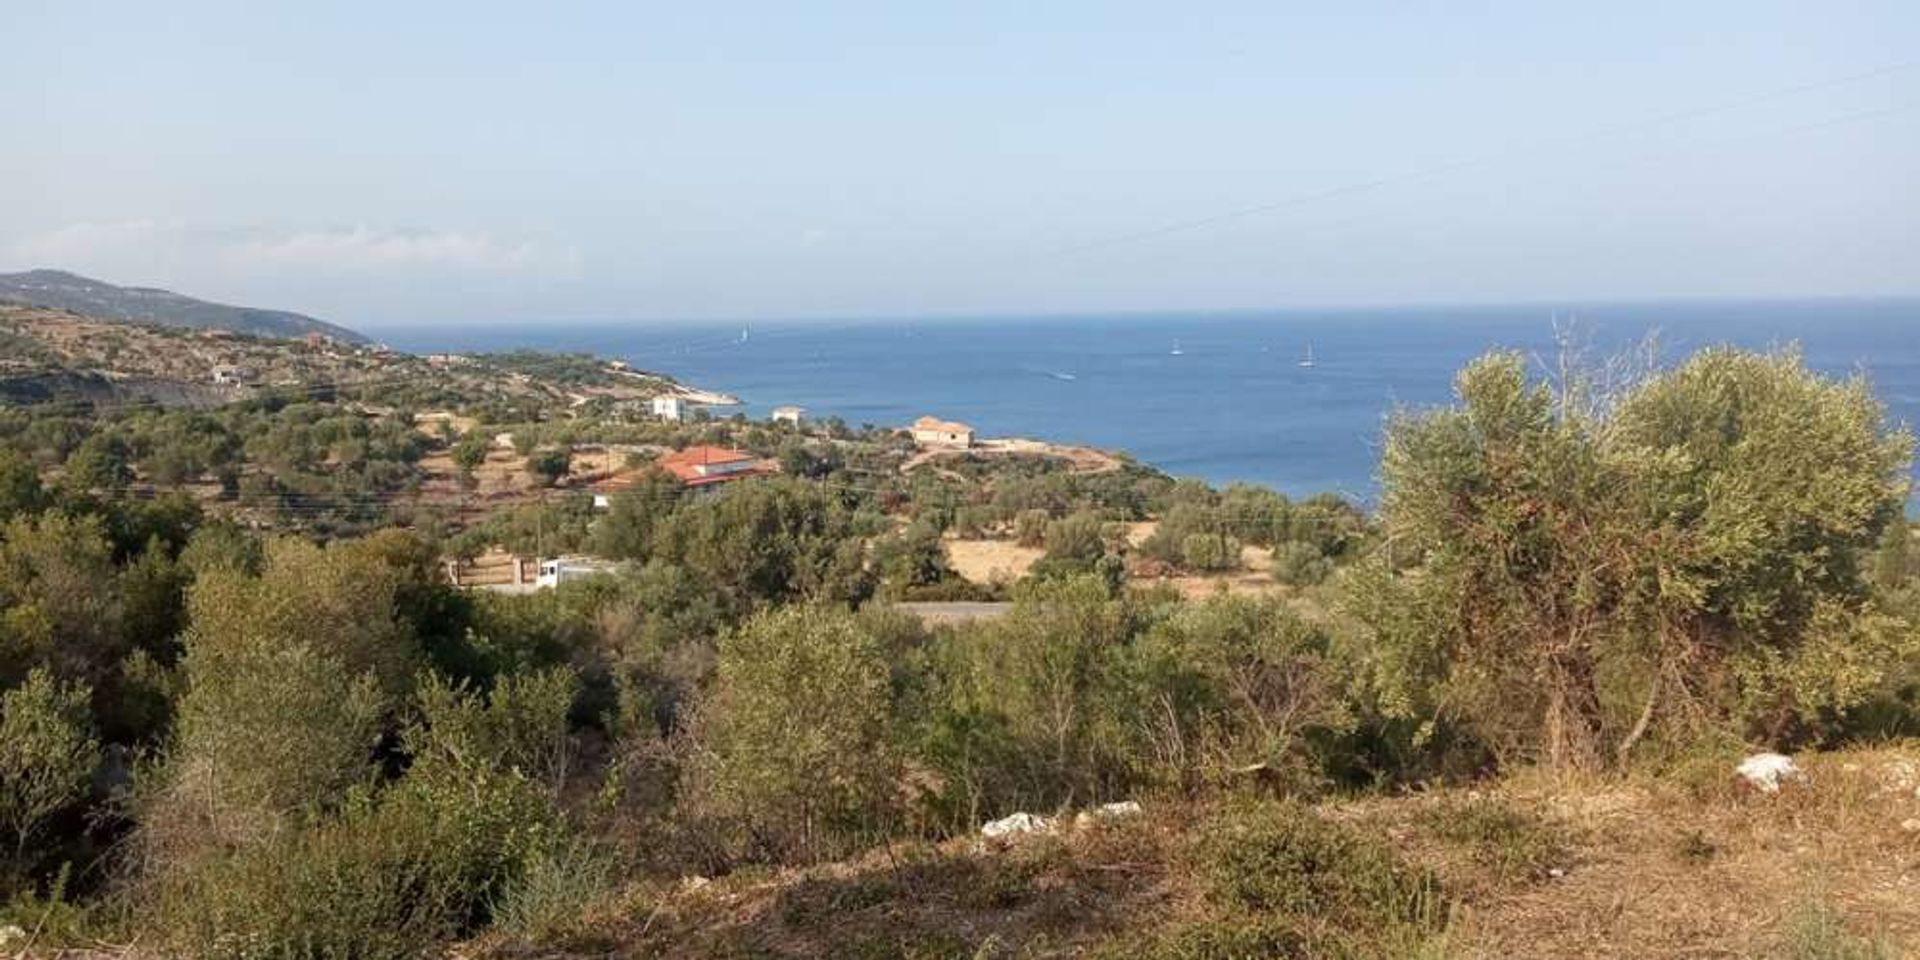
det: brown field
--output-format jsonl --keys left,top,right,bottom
{"left": 944, "top": 537, "right": 1045, "bottom": 583}
{"left": 946, "top": 521, "right": 1295, "bottom": 599}
{"left": 464, "top": 744, "right": 1920, "bottom": 959}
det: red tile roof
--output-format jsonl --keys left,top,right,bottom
{"left": 912, "top": 416, "right": 973, "bottom": 434}
{"left": 655, "top": 446, "right": 770, "bottom": 485}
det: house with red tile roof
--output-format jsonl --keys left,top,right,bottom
{"left": 592, "top": 445, "right": 772, "bottom": 507}
{"left": 910, "top": 416, "right": 974, "bottom": 449}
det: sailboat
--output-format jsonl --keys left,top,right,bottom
{"left": 1170, "top": 339, "right": 1184, "bottom": 356}
{"left": 1297, "top": 343, "right": 1315, "bottom": 368}
{"left": 738, "top": 327, "right": 750, "bottom": 344}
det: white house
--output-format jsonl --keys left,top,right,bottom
{"left": 651, "top": 395, "right": 687, "bottom": 421}
{"left": 535, "top": 555, "right": 619, "bottom": 589}
{"left": 210, "top": 365, "right": 257, "bottom": 385}
{"left": 910, "top": 415, "right": 974, "bottom": 449}
{"left": 771, "top": 405, "right": 805, "bottom": 426}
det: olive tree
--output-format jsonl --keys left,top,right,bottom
{"left": 681, "top": 605, "right": 900, "bottom": 863}
{"left": 1350, "top": 348, "right": 1915, "bottom": 772}
{"left": 0, "top": 669, "right": 98, "bottom": 879}
{"left": 151, "top": 538, "right": 417, "bottom": 855}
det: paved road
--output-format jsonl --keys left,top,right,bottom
{"left": 894, "top": 601, "right": 1014, "bottom": 625}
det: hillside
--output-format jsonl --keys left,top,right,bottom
{"left": 464, "top": 746, "right": 1920, "bottom": 958}
{"left": 0, "top": 300, "right": 682, "bottom": 405}
{"left": 0, "top": 269, "right": 367, "bottom": 343}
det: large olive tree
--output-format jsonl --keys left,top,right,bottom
{"left": 1352, "top": 347, "right": 1914, "bottom": 771}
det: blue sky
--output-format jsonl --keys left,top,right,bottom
{"left": 5, "top": 1, "right": 1916, "bottom": 326}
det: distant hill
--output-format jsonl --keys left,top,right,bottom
{"left": 0, "top": 269, "right": 368, "bottom": 344}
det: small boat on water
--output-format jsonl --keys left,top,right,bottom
{"left": 1298, "top": 343, "right": 1316, "bottom": 368}
{"left": 1170, "top": 339, "right": 1184, "bottom": 356}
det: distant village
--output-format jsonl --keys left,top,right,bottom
{"left": 445, "top": 356, "right": 985, "bottom": 592}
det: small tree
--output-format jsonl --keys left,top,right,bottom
{"left": 0, "top": 449, "right": 45, "bottom": 522}
{"left": 1013, "top": 509, "right": 1051, "bottom": 547}
{"left": 872, "top": 521, "right": 950, "bottom": 592}
{"left": 1039, "top": 511, "right": 1107, "bottom": 574}
{"left": 525, "top": 449, "right": 572, "bottom": 488}
{"left": 1180, "top": 532, "right": 1241, "bottom": 572}
{"left": 1351, "top": 348, "right": 1916, "bottom": 772}
{"left": 682, "top": 606, "right": 899, "bottom": 862}
{"left": 452, "top": 435, "right": 489, "bottom": 478}
{"left": 0, "top": 669, "right": 98, "bottom": 875}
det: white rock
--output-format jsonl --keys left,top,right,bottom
{"left": 1877, "top": 759, "right": 1919, "bottom": 793}
{"left": 1072, "top": 801, "right": 1143, "bottom": 830}
{"left": 1901, "top": 819, "right": 1920, "bottom": 833}
{"left": 1736, "top": 753, "right": 1804, "bottom": 794}
{"left": 981, "top": 811, "right": 1055, "bottom": 839}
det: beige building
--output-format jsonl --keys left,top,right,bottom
{"left": 771, "top": 405, "right": 805, "bottom": 425}
{"left": 911, "top": 415, "right": 974, "bottom": 449}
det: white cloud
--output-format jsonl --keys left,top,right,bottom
{"left": 7, "top": 219, "right": 162, "bottom": 265}
{"left": 227, "top": 225, "right": 581, "bottom": 277}
{"left": 5, "top": 221, "right": 580, "bottom": 282}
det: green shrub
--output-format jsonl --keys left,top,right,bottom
{"left": 1270, "top": 541, "right": 1332, "bottom": 586}
{"left": 1353, "top": 348, "right": 1916, "bottom": 772}
{"left": 1014, "top": 509, "right": 1051, "bottom": 548}
{"left": 1095, "top": 918, "right": 1309, "bottom": 960}
{"left": 0, "top": 671, "right": 97, "bottom": 886}
{"left": 409, "top": 667, "right": 580, "bottom": 796}
{"left": 1415, "top": 797, "right": 1567, "bottom": 881}
{"left": 1196, "top": 801, "right": 1444, "bottom": 937}
{"left": 1130, "top": 595, "right": 1351, "bottom": 791}
{"left": 1040, "top": 511, "right": 1108, "bottom": 573}
{"left": 152, "top": 767, "right": 560, "bottom": 960}
{"left": 488, "top": 836, "right": 614, "bottom": 945}
{"left": 525, "top": 448, "right": 572, "bottom": 487}
{"left": 681, "top": 605, "right": 902, "bottom": 863}
{"left": 1179, "top": 532, "right": 1240, "bottom": 572}
{"left": 1779, "top": 901, "right": 1896, "bottom": 960}
{"left": 910, "top": 576, "right": 1147, "bottom": 827}
{"left": 149, "top": 660, "right": 574, "bottom": 959}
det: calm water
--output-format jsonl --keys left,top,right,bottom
{"left": 377, "top": 299, "right": 1920, "bottom": 505}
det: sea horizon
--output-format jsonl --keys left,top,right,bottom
{"left": 377, "top": 296, "right": 1920, "bottom": 506}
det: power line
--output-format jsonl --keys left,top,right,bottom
{"left": 1054, "top": 58, "right": 1920, "bottom": 256}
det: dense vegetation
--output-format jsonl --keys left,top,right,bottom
{"left": 0, "top": 342, "right": 1912, "bottom": 957}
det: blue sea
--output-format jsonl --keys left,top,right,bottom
{"left": 377, "top": 299, "right": 1920, "bottom": 505}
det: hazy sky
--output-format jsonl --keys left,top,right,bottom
{"left": 5, "top": 2, "right": 1916, "bottom": 326}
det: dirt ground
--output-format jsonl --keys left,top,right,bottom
{"left": 901, "top": 437, "right": 1123, "bottom": 475}
{"left": 945, "top": 521, "right": 1293, "bottom": 599}
{"left": 944, "top": 536, "right": 1045, "bottom": 583}
{"left": 462, "top": 745, "right": 1920, "bottom": 959}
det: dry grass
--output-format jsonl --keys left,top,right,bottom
{"left": 1118, "top": 519, "right": 1293, "bottom": 599}
{"left": 464, "top": 744, "right": 1920, "bottom": 959}
{"left": 1337, "top": 746, "right": 1920, "bottom": 958}
{"left": 470, "top": 815, "right": 1184, "bottom": 959}
{"left": 945, "top": 537, "right": 1045, "bottom": 584}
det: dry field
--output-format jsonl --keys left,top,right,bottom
{"left": 945, "top": 520, "right": 1298, "bottom": 599}
{"left": 463, "top": 744, "right": 1920, "bottom": 959}
{"left": 944, "top": 536, "right": 1046, "bottom": 583}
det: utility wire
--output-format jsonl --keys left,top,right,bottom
{"left": 1054, "top": 58, "right": 1920, "bottom": 256}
